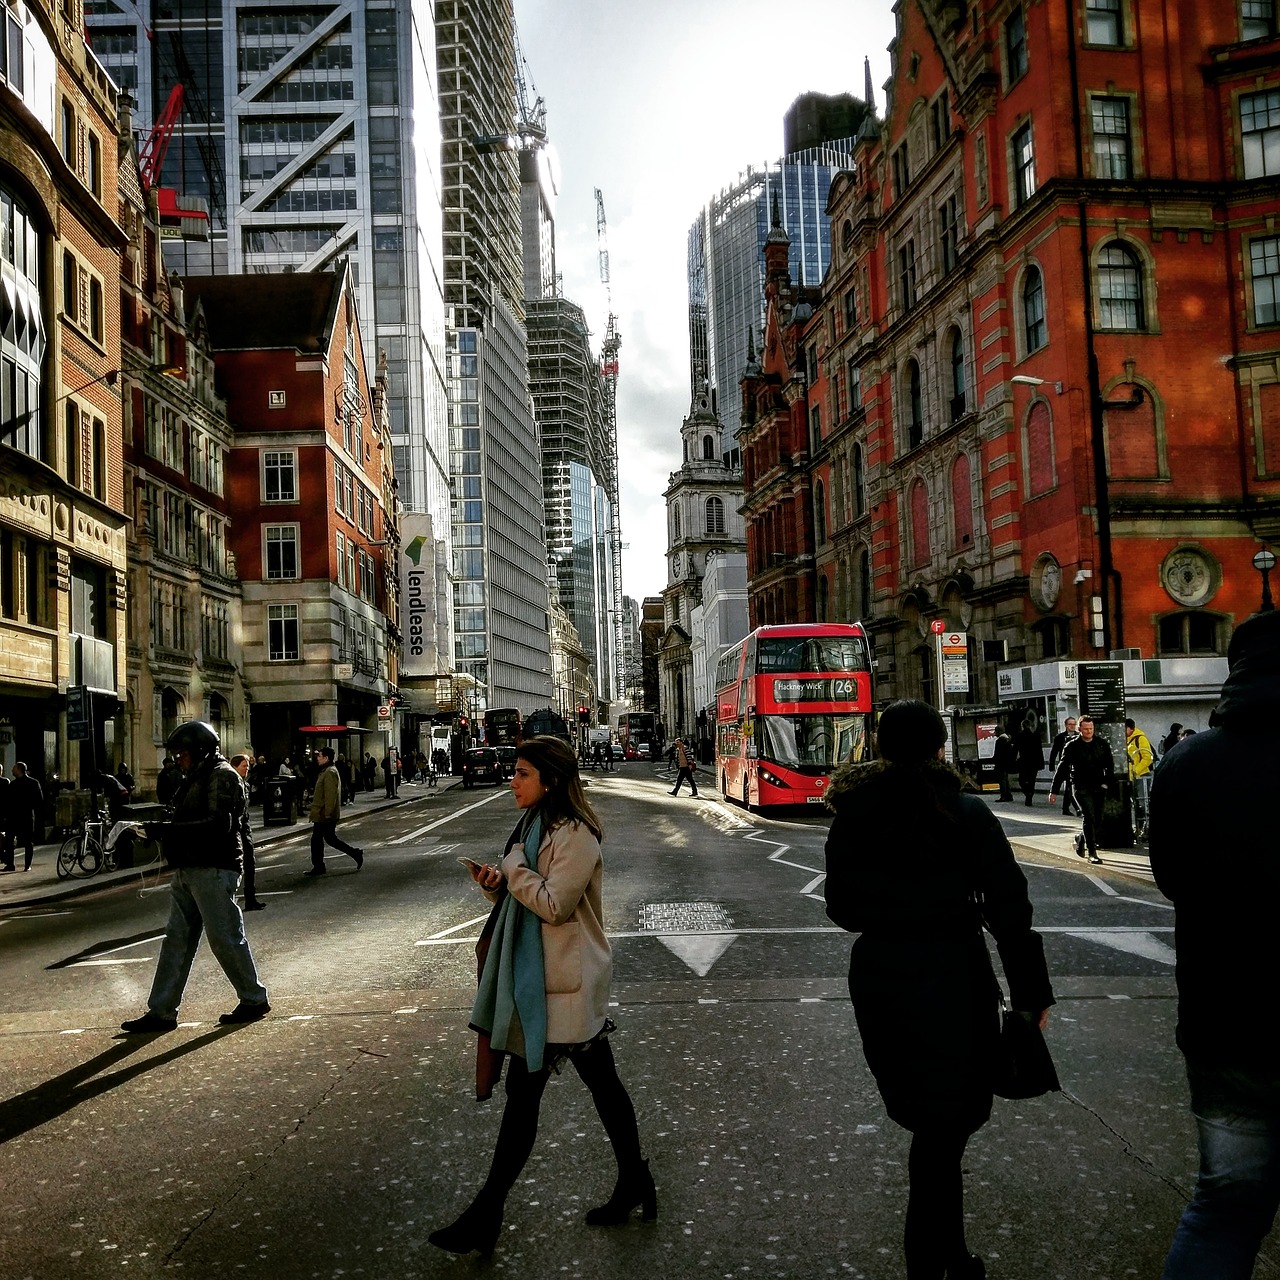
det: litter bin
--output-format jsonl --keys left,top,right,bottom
{"left": 263, "top": 776, "right": 297, "bottom": 826}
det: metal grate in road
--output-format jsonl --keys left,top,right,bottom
{"left": 637, "top": 902, "right": 734, "bottom": 933}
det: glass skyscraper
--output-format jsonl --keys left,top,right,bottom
{"left": 688, "top": 140, "right": 854, "bottom": 442}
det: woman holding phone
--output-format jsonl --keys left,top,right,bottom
{"left": 429, "top": 735, "right": 655, "bottom": 1258}
{"left": 824, "top": 701, "right": 1054, "bottom": 1280}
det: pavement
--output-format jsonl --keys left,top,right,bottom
{"left": 0, "top": 776, "right": 456, "bottom": 911}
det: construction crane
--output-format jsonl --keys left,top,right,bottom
{"left": 595, "top": 189, "right": 626, "bottom": 704}
{"left": 137, "top": 84, "right": 210, "bottom": 240}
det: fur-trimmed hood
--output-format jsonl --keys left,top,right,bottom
{"left": 824, "top": 757, "right": 966, "bottom": 812}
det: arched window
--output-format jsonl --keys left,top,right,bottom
{"left": 1023, "top": 265, "right": 1047, "bottom": 353}
{"left": 853, "top": 443, "right": 866, "bottom": 516}
{"left": 949, "top": 329, "right": 966, "bottom": 421}
{"left": 858, "top": 547, "right": 872, "bottom": 617}
{"left": 705, "top": 496, "right": 725, "bottom": 534}
{"left": 905, "top": 360, "right": 923, "bottom": 448}
{"left": 910, "top": 479, "right": 930, "bottom": 566}
{"left": 702, "top": 434, "right": 716, "bottom": 460}
{"left": 817, "top": 574, "right": 830, "bottom": 622}
{"left": 1026, "top": 399, "right": 1055, "bottom": 496}
{"left": 1098, "top": 242, "right": 1144, "bottom": 330}
{"left": 950, "top": 453, "right": 974, "bottom": 548}
{"left": 672, "top": 503, "right": 681, "bottom": 539}
{"left": 815, "top": 480, "right": 827, "bottom": 544}
{"left": 1106, "top": 382, "right": 1163, "bottom": 478}
{"left": 1158, "top": 611, "right": 1224, "bottom": 656}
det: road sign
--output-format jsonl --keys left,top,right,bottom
{"left": 376, "top": 704, "right": 392, "bottom": 722}
{"left": 66, "top": 685, "right": 91, "bottom": 742}
{"left": 930, "top": 619, "right": 945, "bottom": 634}
{"left": 940, "top": 631, "right": 970, "bottom": 693}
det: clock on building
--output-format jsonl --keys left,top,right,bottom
{"left": 672, "top": 552, "right": 682, "bottom": 579}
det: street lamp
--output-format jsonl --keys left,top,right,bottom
{"left": 1254, "top": 547, "right": 1277, "bottom": 612}
{"left": 1008, "top": 370, "right": 1145, "bottom": 652}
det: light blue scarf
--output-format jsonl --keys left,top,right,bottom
{"left": 469, "top": 809, "right": 548, "bottom": 1071}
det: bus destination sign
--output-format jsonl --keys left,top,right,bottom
{"left": 772, "top": 676, "right": 857, "bottom": 703}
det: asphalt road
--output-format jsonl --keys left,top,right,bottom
{"left": 1, "top": 765, "right": 1276, "bottom": 1279}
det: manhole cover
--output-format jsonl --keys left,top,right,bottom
{"left": 637, "top": 902, "right": 734, "bottom": 932}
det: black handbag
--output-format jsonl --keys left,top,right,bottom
{"left": 992, "top": 1001, "right": 1061, "bottom": 1099}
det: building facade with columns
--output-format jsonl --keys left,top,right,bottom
{"left": 658, "top": 393, "right": 747, "bottom": 743}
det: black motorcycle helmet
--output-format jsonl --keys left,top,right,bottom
{"left": 165, "top": 720, "right": 221, "bottom": 761}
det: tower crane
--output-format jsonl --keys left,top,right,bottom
{"left": 595, "top": 189, "right": 626, "bottom": 703}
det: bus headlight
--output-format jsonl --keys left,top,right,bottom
{"left": 759, "top": 766, "right": 787, "bottom": 788}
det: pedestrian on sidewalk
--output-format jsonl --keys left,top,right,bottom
{"left": 156, "top": 754, "right": 182, "bottom": 804}
{"left": 669, "top": 737, "right": 698, "bottom": 797}
{"left": 429, "top": 735, "right": 654, "bottom": 1258}
{"left": 1049, "top": 716, "right": 1114, "bottom": 863}
{"left": 1151, "top": 609, "right": 1280, "bottom": 1280}
{"left": 992, "top": 729, "right": 1017, "bottom": 801}
{"left": 1048, "top": 717, "right": 1080, "bottom": 816}
{"left": 1014, "top": 715, "right": 1043, "bottom": 807}
{"left": 305, "top": 747, "right": 364, "bottom": 876}
{"left": 1125, "top": 719, "right": 1155, "bottom": 837}
{"left": 824, "top": 700, "right": 1054, "bottom": 1280}
{"left": 229, "top": 754, "right": 265, "bottom": 910}
{"left": 4, "top": 763, "right": 43, "bottom": 872}
{"left": 362, "top": 751, "right": 377, "bottom": 792}
{"left": 381, "top": 751, "right": 398, "bottom": 798}
{"left": 121, "top": 721, "right": 270, "bottom": 1033}
{"left": 336, "top": 753, "right": 355, "bottom": 806}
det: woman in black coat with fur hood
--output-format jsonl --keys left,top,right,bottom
{"left": 824, "top": 701, "right": 1054, "bottom": 1280}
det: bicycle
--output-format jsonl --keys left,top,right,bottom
{"left": 56, "top": 810, "right": 116, "bottom": 879}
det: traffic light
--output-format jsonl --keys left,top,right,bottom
{"left": 577, "top": 706, "right": 589, "bottom": 724}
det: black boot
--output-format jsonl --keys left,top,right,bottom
{"left": 946, "top": 1254, "right": 985, "bottom": 1279}
{"left": 428, "top": 1195, "right": 502, "bottom": 1257}
{"left": 585, "top": 1159, "right": 657, "bottom": 1226}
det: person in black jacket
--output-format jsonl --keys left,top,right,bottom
{"left": 1047, "top": 718, "right": 1080, "bottom": 816}
{"left": 1150, "top": 610, "right": 1280, "bottom": 1279}
{"left": 5, "top": 763, "right": 44, "bottom": 872}
{"left": 991, "top": 729, "right": 1017, "bottom": 801}
{"left": 825, "top": 700, "right": 1054, "bottom": 1280}
{"left": 121, "top": 722, "right": 270, "bottom": 1033}
{"left": 1014, "top": 716, "right": 1044, "bottom": 807}
{"left": 1049, "top": 716, "right": 1114, "bottom": 864}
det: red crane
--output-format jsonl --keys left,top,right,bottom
{"left": 138, "top": 84, "right": 184, "bottom": 194}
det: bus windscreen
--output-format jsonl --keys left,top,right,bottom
{"left": 755, "top": 636, "right": 869, "bottom": 674}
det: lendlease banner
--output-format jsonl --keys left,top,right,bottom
{"left": 399, "top": 512, "right": 440, "bottom": 679}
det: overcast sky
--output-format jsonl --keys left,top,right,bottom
{"left": 516, "top": 0, "right": 898, "bottom": 607}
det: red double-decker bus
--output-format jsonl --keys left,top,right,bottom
{"left": 715, "top": 623, "right": 873, "bottom": 809}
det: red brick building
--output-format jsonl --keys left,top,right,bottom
{"left": 184, "top": 269, "right": 399, "bottom": 764}
{"left": 802, "top": 1, "right": 1280, "bottom": 708}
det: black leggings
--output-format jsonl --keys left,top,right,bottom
{"left": 480, "top": 1038, "right": 641, "bottom": 1203}
{"left": 905, "top": 1127, "right": 972, "bottom": 1279}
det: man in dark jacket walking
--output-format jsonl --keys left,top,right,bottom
{"left": 1048, "top": 717, "right": 1081, "bottom": 816}
{"left": 1049, "top": 716, "right": 1114, "bottom": 863}
{"left": 5, "top": 762, "right": 44, "bottom": 872}
{"left": 306, "top": 746, "right": 364, "bottom": 875}
{"left": 121, "top": 722, "right": 270, "bottom": 1032}
{"left": 992, "top": 730, "right": 1017, "bottom": 801}
{"left": 1150, "top": 610, "right": 1280, "bottom": 1279}
{"left": 1014, "top": 716, "right": 1043, "bottom": 806}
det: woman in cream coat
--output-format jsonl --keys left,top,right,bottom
{"left": 429, "top": 736, "right": 655, "bottom": 1258}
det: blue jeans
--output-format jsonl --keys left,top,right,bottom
{"left": 1163, "top": 1060, "right": 1280, "bottom": 1279}
{"left": 148, "top": 867, "right": 268, "bottom": 1019}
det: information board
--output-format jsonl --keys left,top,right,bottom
{"left": 1076, "top": 661, "right": 1126, "bottom": 721}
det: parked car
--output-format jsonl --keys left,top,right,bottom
{"left": 493, "top": 746, "right": 517, "bottom": 779}
{"left": 462, "top": 747, "right": 502, "bottom": 788}
{"left": 636, "top": 741, "right": 652, "bottom": 760}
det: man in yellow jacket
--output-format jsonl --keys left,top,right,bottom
{"left": 305, "top": 746, "right": 364, "bottom": 876}
{"left": 1125, "top": 719, "right": 1155, "bottom": 837}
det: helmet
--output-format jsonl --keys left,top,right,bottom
{"left": 165, "top": 720, "right": 221, "bottom": 759}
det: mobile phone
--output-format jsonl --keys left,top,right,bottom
{"left": 457, "top": 856, "right": 486, "bottom": 875}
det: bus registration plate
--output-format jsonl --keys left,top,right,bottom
{"left": 806, "top": 795, "right": 825, "bottom": 804}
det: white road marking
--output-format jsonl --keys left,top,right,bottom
{"left": 391, "top": 789, "right": 508, "bottom": 844}
{"left": 393, "top": 1007, "right": 419, "bottom": 1015}
{"left": 1087, "top": 873, "right": 1120, "bottom": 896}
{"left": 657, "top": 933, "right": 737, "bottom": 976}
{"left": 414, "top": 912, "right": 491, "bottom": 945}
{"left": 1068, "top": 930, "right": 1177, "bottom": 965}
{"left": 800, "top": 873, "right": 826, "bottom": 895}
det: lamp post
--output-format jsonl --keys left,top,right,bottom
{"left": 1010, "top": 371, "right": 1144, "bottom": 653}
{"left": 1254, "top": 548, "right": 1277, "bottom": 612}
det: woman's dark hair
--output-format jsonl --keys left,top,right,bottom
{"left": 516, "top": 735, "right": 603, "bottom": 841}
{"left": 875, "top": 700, "right": 948, "bottom": 764}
